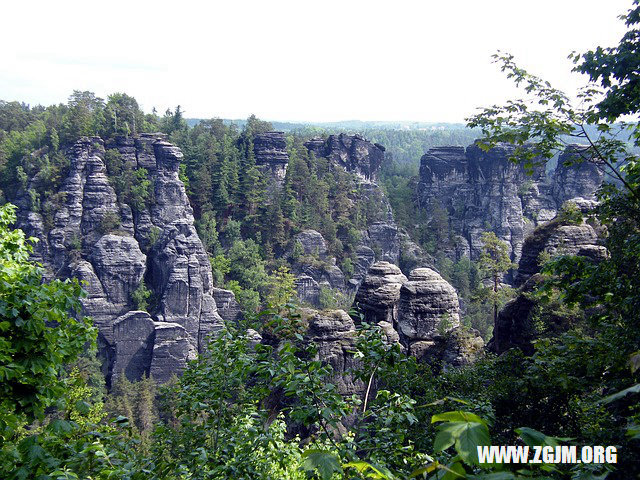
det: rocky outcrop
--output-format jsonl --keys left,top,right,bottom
{"left": 353, "top": 262, "right": 406, "bottom": 344}
{"left": 289, "top": 230, "right": 346, "bottom": 306}
{"left": 397, "top": 268, "right": 460, "bottom": 346}
{"left": 305, "top": 134, "right": 385, "bottom": 182}
{"left": 490, "top": 202, "right": 608, "bottom": 354}
{"left": 352, "top": 263, "right": 483, "bottom": 368}
{"left": 212, "top": 287, "right": 243, "bottom": 324}
{"left": 253, "top": 131, "right": 289, "bottom": 186}
{"left": 514, "top": 203, "right": 608, "bottom": 286}
{"left": 15, "top": 135, "right": 224, "bottom": 383}
{"left": 417, "top": 143, "right": 604, "bottom": 264}
{"left": 303, "top": 309, "right": 364, "bottom": 396}
{"left": 487, "top": 275, "right": 542, "bottom": 355}
{"left": 552, "top": 146, "right": 604, "bottom": 205}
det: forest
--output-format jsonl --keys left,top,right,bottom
{"left": 1, "top": 1, "right": 640, "bottom": 479}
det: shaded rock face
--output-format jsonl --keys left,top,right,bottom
{"left": 354, "top": 262, "right": 406, "bottom": 331}
{"left": 398, "top": 268, "right": 461, "bottom": 346}
{"left": 293, "top": 230, "right": 329, "bottom": 258}
{"left": 515, "top": 207, "right": 608, "bottom": 287}
{"left": 303, "top": 309, "right": 364, "bottom": 396}
{"left": 15, "top": 135, "right": 224, "bottom": 383}
{"left": 491, "top": 206, "right": 608, "bottom": 355}
{"left": 552, "top": 146, "right": 604, "bottom": 205}
{"left": 487, "top": 275, "right": 542, "bottom": 355}
{"left": 417, "top": 143, "right": 604, "bottom": 264}
{"left": 253, "top": 131, "right": 289, "bottom": 186}
{"left": 212, "top": 288, "right": 243, "bottom": 325}
{"left": 305, "top": 134, "right": 385, "bottom": 182}
{"left": 288, "top": 230, "right": 346, "bottom": 306}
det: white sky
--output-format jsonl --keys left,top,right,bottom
{"left": 0, "top": 0, "right": 631, "bottom": 123}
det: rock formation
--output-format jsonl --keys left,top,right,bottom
{"left": 288, "top": 230, "right": 346, "bottom": 306}
{"left": 490, "top": 203, "right": 608, "bottom": 354}
{"left": 353, "top": 263, "right": 483, "bottom": 368}
{"left": 253, "top": 131, "right": 289, "bottom": 186}
{"left": 305, "top": 133, "right": 385, "bottom": 182}
{"left": 15, "top": 135, "right": 225, "bottom": 383}
{"left": 303, "top": 308, "right": 364, "bottom": 396}
{"left": 417, "top": 143, "right": 605, "bottom": 264}
{"left": 397, "top": 268, "right": 460, "bottom": 346}
{"left": 353, "top": 262, "right": 406, "bottom": 344}
{"left": 514, "top": 201, "right": 607, "bottom": 286}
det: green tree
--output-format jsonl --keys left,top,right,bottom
{"left": 478, "top": 232, "right": 515, "bottom": 326}
{"left": 0, "top": 203, "right": 95, "bottom": 435}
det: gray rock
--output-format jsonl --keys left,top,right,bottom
{"left": 212, "top": 287, "right": 243, "bottom": 324}
{"left": 416, "top": 143, "right": 604, "bottom": 266}
{"left": 397, "top": 268, "right": 460, "bottom": 346}
{"left": 150, "top": 322, "right": 198, "bottom": 384}
{"left": 552, "top": 145, "right": 604, "bottom": 204}
{"left": 515, "top": 213, "right": 607, "bottom": 286}
{"left": 305, "top": 133, "right": 384, "bottom": 182}
{"left": 14, "top": 135, "right": 225, "bottom": 383}
{"left": 293, "top": 230, "right": 328, "bottom": 258}
{"left": 295, "top": 274, "right": 321, "bottom": 305}
{"left": 408, "top": 328, "right": 484, "bottom": 370}
{"left": 354, "top": 262, "right": 407, "bottom": 328}
{"left": 253, "top": 132, "right": 289, "bottom": 186}
{"left": 112, "top": 311, "right": 155, "bottom": 382}
{"left": 92, "top": 234, "right": 146, "bottom": 305}
{"left": 289, "top": 230, "right": 347, "bottom": 306}
{"left": 487, "top": 275, "right": 542, "bottom": 355}
{"left": 303, "top": 308, "right": 364, "bottom": 396}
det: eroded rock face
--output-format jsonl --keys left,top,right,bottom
{"left": 354, "top": 262, "right": 407, "bottom": 329}
{"left": 289, "top": 230, "right": 346, "bottom": 306}
{"left": 487, "top": 275, "right": 542, "bottom": 355}
{"left": 352, "top": 264, "right": 482, "bottom": 369}
{"left": 253, "top": 132, "right": 289, "bottom": 186}
{"left": 491, "top": 204, "right": 608, "bottom": 354}
{"left": 515, "top": 207, "right": 608, "bottom": 286}
{"left": 15, "top": 135, "right": 224, "bottom": 383}
{"left": 398, "top": 268, "right": 461, "bottom": 345}
{"left": 417, "top": 143, "right": 604, "bottom": 264}
{"left": 552, "top": 146, "right": 604, "bottom": 205}
{"left": 305, "top": 134, "right": 385, "bottom": 182}
{"left": 150, "top": 322, "right": 198, "bottom": 384}
{"left": 212, "top": 288, "right": 243, "bottom": 324}
{"left": 112, "top": 311, "right": 156, "bottom": 382}
{"left": 303, "top": 309, "right": 364, "bottom": 396}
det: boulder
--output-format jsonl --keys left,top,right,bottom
{"left": 397, "top": 268, "right": 461, "bottom": 346}
{"left": 354, "top": 261, "right": 407, "bottom": 329}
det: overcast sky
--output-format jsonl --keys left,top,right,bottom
{"left": 0, "top": 0, "right": 631, "bottom": 123}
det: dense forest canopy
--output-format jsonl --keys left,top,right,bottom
{"left": 1, "top": 1, "right": 640, "bottom": 478}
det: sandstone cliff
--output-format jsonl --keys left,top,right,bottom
{"left": 417, "top": 143, "right": 604, "bottom": 264}
{"left": 16, "top": 135, "right": 224, "bottom": 383}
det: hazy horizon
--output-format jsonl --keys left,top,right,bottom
{"left": 1, "top": 0, "right": 631, "bottom": 123}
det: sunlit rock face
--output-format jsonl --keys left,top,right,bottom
{"left": 352, "top": 263, "right": 483, "bottom": 369}
{"left": 15, "top": 135, "right": 224, "bottom": 383}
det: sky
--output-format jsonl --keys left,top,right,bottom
{"left": 0, "top": 0, "right": 632, "bottom": 123}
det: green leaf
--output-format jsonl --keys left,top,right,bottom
{"left": 455, "top": 422, "right": 491, "bottom": 465}
{"left": 301, "top": 449, "right": 343, "bottom": 480}
{"left": 601, "top": 383, "right": 640, "bottom": 404}
{"left": 432, "top": 410, "right": 488, "bottom": 427}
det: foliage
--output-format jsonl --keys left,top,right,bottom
{"left": 0, "top": 203, "right": 96, "bottom": 437}
{"left": 131, "top": 282, "right": 151, "bottom": 311}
